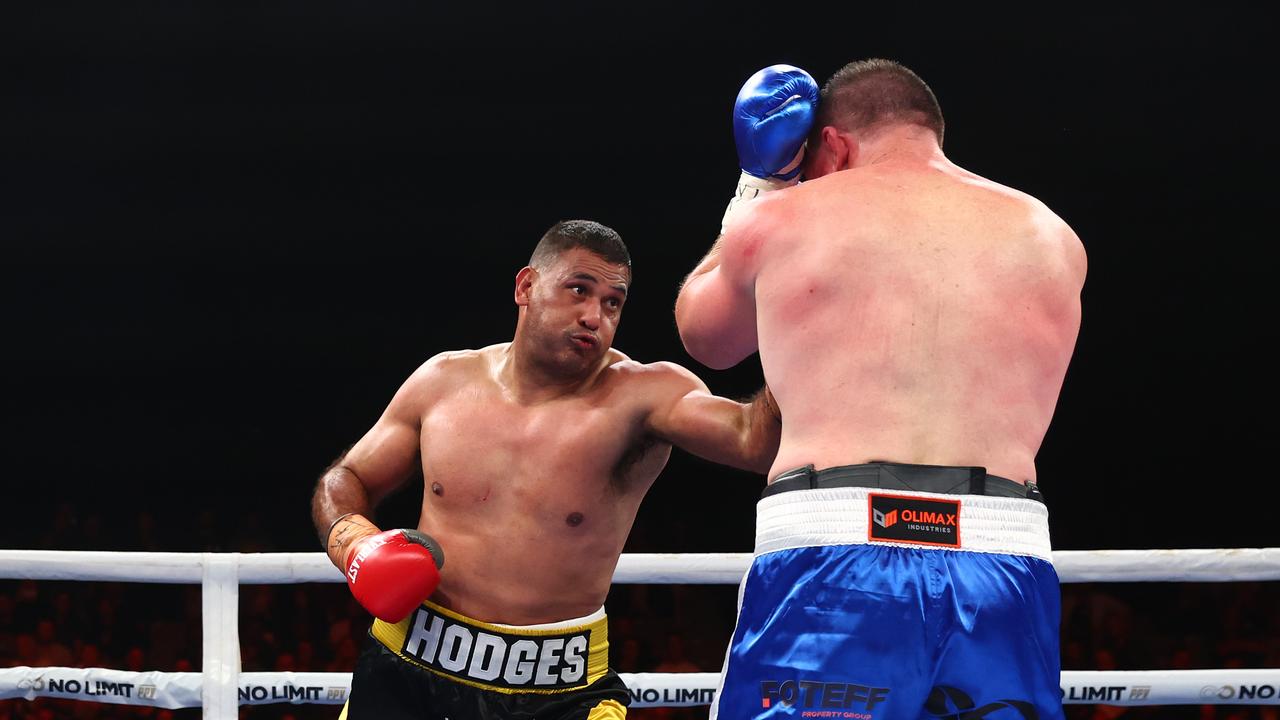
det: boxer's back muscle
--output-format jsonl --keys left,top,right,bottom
{"left": 758, "top": 161, "right": 1084, "bottom": 482}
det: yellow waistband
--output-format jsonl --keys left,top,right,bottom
{"left": 371, "top": 599, "right": 610, "bottom": 694}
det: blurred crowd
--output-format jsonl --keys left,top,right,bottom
{"left": 2, "top": 505, "right": 1277, "bottom": 719}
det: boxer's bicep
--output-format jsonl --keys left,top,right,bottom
{"left": 341, "top": 416, "right": 419, "bottom": 507}
{"left": 339, "top": 361, "right": 440, "bottom": 506}
{"left": 643, "top": 363, "right": 761, "bottom": 473}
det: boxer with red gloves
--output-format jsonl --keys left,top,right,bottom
{"left": 324, "top": 513, "right": 442, "bottom": 623}
{"left": 312, "top": 219, "right": 782, "bottom": 719}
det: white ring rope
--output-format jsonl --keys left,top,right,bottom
{"left": 2, "top": 548, "right": 1278, "bottom": 716}
{"left": 2, "top": 548, "right": 1278, "bottom": 584}
{"left": 1, "top": 668, "right": 1277, "bottom": 707}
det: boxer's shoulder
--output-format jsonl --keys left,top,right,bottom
{"left": 722, "top": 183, "right": 808, "bottom": 263}
{"left": 415, "top": 347, "right": 489, "bottom": 378}
{"left": 603, "top": 358, "right": 709, "bottom": 402}
{"left": 398, "top": 346, "right": 496, "bottom": 404}
{"left": 724, "top": 182, "right": 796, "bottom": 233}
{"left": 954, "top": 180, "right": 1085, "bottom": 286}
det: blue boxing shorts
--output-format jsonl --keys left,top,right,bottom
{"left": 710, "top": 469, "right": 1062, "bottom": 720}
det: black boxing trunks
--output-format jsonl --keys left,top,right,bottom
{"left": 340, "top": 600, "right": 627, "bottom": 720}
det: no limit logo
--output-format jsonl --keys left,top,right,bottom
{"left": 759, "top": 680, "right": 890, "bottom": 711}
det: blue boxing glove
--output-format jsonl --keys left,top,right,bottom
{"left": 722, "top": 64, "right": 818, "bottom": 232}
{"left": 734, "top": 64, "right": 819, "bottom": 181}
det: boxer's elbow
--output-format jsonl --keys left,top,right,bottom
{"left": 680, "top": 322, "right": 756, "bottom": 370}
{"left": 676, "top": 274, "right": 759, "bottom": 369}
{"left": 675, "top": 300, "right": 730, "bottom": 369}
{"left": 678, "top": 328, "right": 740, "bottom": 370}
{"left": 674, "top": 296, "right": 707, "bottom": 364}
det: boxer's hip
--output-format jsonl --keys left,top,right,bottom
{"left": 757, "top": 461, "right": 1051, "bottom": 560}
{"left": 710, "top": 463, "right": 1062, "bottom": 718}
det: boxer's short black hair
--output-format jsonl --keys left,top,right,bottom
{"left": 530, "top": 220, "right": 631, "bottom": 272}
{"left": 814, "top": 58, "right": 945, "bottom": 147}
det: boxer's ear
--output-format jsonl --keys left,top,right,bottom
{"left": 823, "top": 126, "right": 859, "bottom": 171}
{"left": 514, "top": 266, "right": 536, "bottom": 307}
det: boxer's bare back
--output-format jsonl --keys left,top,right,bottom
{"left": 681, "top": 133, "right": 1085, "bottom": 483}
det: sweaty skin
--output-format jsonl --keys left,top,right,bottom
{"left": 677, "top": 126, "right": 1085, "bottom": 484}
{"left": 315, "top": 248, "right": 780, "bottom": 625}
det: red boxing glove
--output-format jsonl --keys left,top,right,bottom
{"left": 344, "top": 529, "right": 445, "bottom": 622}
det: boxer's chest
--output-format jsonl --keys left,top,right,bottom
{"left": 418, "top": 390, "right": 649, "bottom": 506}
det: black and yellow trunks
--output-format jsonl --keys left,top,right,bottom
{"left": 341, "top": 599, "right": 628, "bottom": 719}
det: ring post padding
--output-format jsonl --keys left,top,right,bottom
{"left": 201, "top": 554, "right": 240, "bottom": 719}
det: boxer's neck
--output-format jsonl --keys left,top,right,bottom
{"left": 498, "top": 340, "right": 601, "bottom": 403}
{"left": 854, "top": 125, "right": 944, "bottom": 168}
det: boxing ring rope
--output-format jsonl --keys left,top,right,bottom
{"left": 2, "top": 549, "right": 1279, "bottom": 716}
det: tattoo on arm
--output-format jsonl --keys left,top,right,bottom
{"left": 324, "top": 512, "right": 357, "bottom": 549}
{"left": 326, "top": 514, "right": 379, "bottom": 566}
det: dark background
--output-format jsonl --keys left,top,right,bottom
{"left": 4, "top": 4, "right": 1276, "bottom": 560}
{"left": 3, "top": 3, "right": 1279, "bottom": 719}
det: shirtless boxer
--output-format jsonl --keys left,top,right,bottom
{"left": 676, "top": 60, "right": 1086, "bottom": 719}
{"left": 312, "top": 219, "right": 781, "bottom": 720}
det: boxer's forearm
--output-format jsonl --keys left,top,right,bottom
{"left": 316, "top": 461, "right": 444, "bottom": 623}
{"left": 311, "top": 463, "right": 378, "bottom": 566}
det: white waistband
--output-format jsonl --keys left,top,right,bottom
{"left": 755, "top": 486, "right": 1053, "bottom": 561}
{"left": 485, "top": 606, "right": 606, "bottom": 632}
